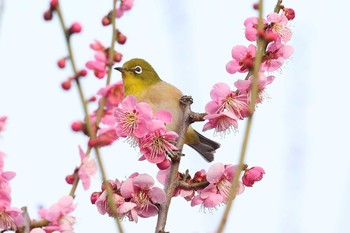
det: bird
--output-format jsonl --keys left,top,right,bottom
{"left": 114, "top": 58, "right": 220, "bottom": 162}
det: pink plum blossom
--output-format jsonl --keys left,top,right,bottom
{"left": 266, "top": 12, "right": 292, "bottom": 43}
{"left": 242, "top": 166, "right": 265, "bottom": 187}
{"left": 244, "top": 17, "right": 268, "bottom": 42}
{"left": 234, "top": 73, "right": 275, "bottom": 104}
{"left": 226, "top": 45, "right": 256, "bottom": 74}
{"left": 0, "top": 152, "right": 16, "bottom": 194}
{"left": 0, "top": 116, "right": 7, "bottom": 132}
{"left": 206, "top": 82, "right": 250, "bottom": 119}
{"left": 114, "top": 95, "right": 153, "bottom": 139}
{"left": 97, "top": 81, "right": 124, "bottom": 110}
{"left": 86, "top": 51, "right": 108, "bottom": 79}
{"left": 77, "top": 146, "right": 97, "bottom": 190}
{"left": 203, "top": 111, "right": 239, "bottom": 134}
{"left": 261, "top": 42, "right": 294, "bottom": 72}
{"left": 0, "top": 190, "right": 23, "bottom": 231}
{"left": 90, "top": 39, "right": 105, "bottom": 51}
{"left": 120, "top": 173, "right": 166, "bottom": 222}
{"left": 139, "top": 118, "right": 178, "bottom": 164}
{"left": 116, "top": 0, "right": 134, "bottom": 18}
{"left": 38, "top": 196, "right": 76, "bottom": 233}
{"left": 88, "top": 127, "right": 118, "bottom": 147}
{"left": 191, "top": 163, "right": 244, "bottom": 208}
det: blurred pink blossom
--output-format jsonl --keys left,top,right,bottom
{"left": 97, "top": 81, "right": 124, "bottom": 110}
{"left": 38, "top": 196, "right": 76, "bottom": 232}
{"left": 77, "top": 146, "right": 97, "bottom": 190}
{"left": 0, "top": 116, "right": 7, "bottom": 132}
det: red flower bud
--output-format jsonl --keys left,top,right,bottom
{"left": 113, "top": 51, "right": 123, "bottom": 63}
{"left": 61, "top": 79, "right": 72, "bottom": 90}
{"left": 71, "top": 121, "right": 83, "bottom": 132}
{"left": 50, "top": 0, "right": 58, "bottom": 8}
{"left": 79, "top": 69, "right": 87, "bottom": 77}
{"left": 90, "top": 192, "right": 101, "bottom": 204}
{"left": 284, "top": 8, "right": 295, "bottom": 20}
{"left": 57, "top": 57, "right": 66, "bottom": 69}
{"left": 253, "top": 3, "right": 259, "bottom": 10}
{"left": 69, "top": 22, "right": 82, "bottom": 34}
{"left": 43, "top": 10, "right": 53, "bottom": 21}
{"left": 116, "top": 31, "right": 127, "bottom": 44}
{"left": 65, "top": 174, "right": 75, "bottom": 184}
{"left": 102, "top": 16, "right": 111, "bottom": 26}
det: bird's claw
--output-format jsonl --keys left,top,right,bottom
{"left": 179, "top": 95, "right": 193, "bottom": 106}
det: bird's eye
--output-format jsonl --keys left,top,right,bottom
{"left": 134, "top": 66, "right": 142, "bottom": 74}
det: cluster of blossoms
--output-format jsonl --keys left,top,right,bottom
{"left": 86, "top": 0, "right": 133, "bottom": 79}
{"left": 157, "top": 163, "right": 264, "bottom": 209}
{"left": 203, "top": 6, "right": 295, "bottom": 134}
{"left": 91, "top": 172, "right": 165, "bottom": 222}
{"left": 32, "top": 196, "right": 77, "bottom": 233}
{"left": 0, "top": 131, "right": 23, "bottom": 231}
{"left": 114, "top": 96, "right": 179, "bottom": 169}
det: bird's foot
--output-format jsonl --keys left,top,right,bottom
{"left": 179, "top": 95, "right": 193, "bottom": 106}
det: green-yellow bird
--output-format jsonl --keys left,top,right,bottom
{"left": 114, "top": 58, "right": 220, "bottom": 162}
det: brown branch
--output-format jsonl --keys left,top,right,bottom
{"left": 177, "top": 181, "right": 209, "bottom": 190}
{"left": 155, "top": 96, "right": 194, "bottom": 233}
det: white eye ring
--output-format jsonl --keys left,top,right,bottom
{"left": 134, "top": 66, "right": 142, "bottom": 74}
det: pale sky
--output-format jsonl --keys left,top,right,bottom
{"left": 0, "top": 0, "right": 349, "bottom": 233}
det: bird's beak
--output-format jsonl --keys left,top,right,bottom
{"left": 114, "top": 67, "right": 124, "bottom": 72}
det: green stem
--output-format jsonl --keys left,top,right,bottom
{"left": 56, "top": 2, "right": 124, "bottom": 233}
{"left": 216, "top": 0, "right": 266, "bottom": 232}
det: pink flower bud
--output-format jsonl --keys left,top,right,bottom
{"left": 102, "top": 16, "right": 111, "bottom": 26}
{"left": 157, "top": 159, "right": 171, "bottom": 170}
{"left": 193, "top": 170, "right": 207, "bottom": 183}
{"left": 90, "top": 192, "right": 101, "bottom": 204}
{"left": 284, "top": 8, "right": 295, "bottom": 20}
{"left": 69, "top": 22, "right": 82, "bottom": 34}
{"left": 253, "top": 3, "right": 259, "bottom": 10}
{"left": 61, "top": 79, "right": 72, "bottom": 90}
{"left": 116, "top": 31, "right": 127, "bottom": 44}
{"left": 57, "top": 57, "right": 66, "bottom": 68}
{"left": 79, "top": 69, "right": 87, "bottom": 77}
{"left": 50, "top": 0, "right": 58, "bottom": 8}
{"left": 43, "top": 10, "right": 53, "bottom": 21}
{"left": 71, "top": 121, "right": 83, "bottom": 132}
{"left": 65, "top": 174, "right": 75, "bottom": 184}
{"left": 88, "top": 96, "right": 97, "bottom": 102}
{"left": 242, "top": 166, "right": 265, "bottom": 187}
{"left": 113, "top": 51, "right": 123, "bottom": 63}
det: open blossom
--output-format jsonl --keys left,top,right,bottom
{"left": 244, "top": 17, "right": 268, "bottom": 42}
{"left": 0, "top": 152, "right": 16, "bottom": 194}
{"left": 77, "top": 146, "right": 97, "bottom": 190}
{"left": 226, "top": 44, "right": 256, "bottom": 74}
{"left": 234, "top": 73, "right": 275, "bottom": 104}
{"left": 206, "top": 82, "right": 250, "bottom": 119}
{"left": 266, "top": 12, "right": 292, "bottom": 43}
{"left": 97, "top": 81, "right": 124, "bottom": 110}
{"left": 86, "top": 51, "right": 108, "bottom": 79}
{"left": 114, "top": 95, "right": 153, "bottom": 139}
{"left": 203, "top": 111, "right": 239, "bottom": 134}
{"left": 0, "top": 190, "right": 23, "bottom": 231}
{"left": 120, "top": 173, "right": 166, "bottom": 222}
{"left": 191, "top": 163, "right": 244, "bottom": 208}
{"left": 0, "top": 116, "right": 7, "bottom": 132}
{"left": 116, "top": 0, "right": 134, "bottom": 18}
{"left": 38, "top": 196, "right": 76, "bottom": 233}
{"left": 139, "top": 111, "right": 178, "bottom": 164}
{"left": 242, "top": 166, "right": 265, "bottom": 187}
{"left": 261, "top": 42, "right": 294, "bottom": 72}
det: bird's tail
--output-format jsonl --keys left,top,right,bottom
{"left": 188, "top": 130, "right": 220, "bottom": 162}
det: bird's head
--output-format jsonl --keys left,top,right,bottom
{"left": 114, "top": 58, "right": 161, "bottom": 96}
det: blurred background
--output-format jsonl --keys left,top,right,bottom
{"left": 0, "top": 0, "right": 349, "bottom": 232}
